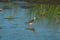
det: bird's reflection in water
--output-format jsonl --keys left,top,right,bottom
{"left": 26, "top": 25, "right": 36, "bottom": 32}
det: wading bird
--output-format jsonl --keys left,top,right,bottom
{"left": 25, "top": 17, "right": 36, "bottom": 32}
{"left": 25, "top": 17, "right": 36, "bottom": 25}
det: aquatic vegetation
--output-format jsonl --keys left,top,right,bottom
{"left": 25, "top": 3, "right": 60, "bottom": 39}
{"left": 25, "top": 4, "right": 60, "bottom": 37}
{"left": 3, "top": 3, "right": 7, "bottom": 7}
{"left": 0, "top": 0, "right": 59, "bottom": 31}
{"left": 26, "top": 4, "right": 60, "bottom": 25}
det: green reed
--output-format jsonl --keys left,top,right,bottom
{"left": 26, "top": 3, "right": 60, "bottom": 30}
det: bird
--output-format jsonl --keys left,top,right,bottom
{"left": 25, "top": 17, "right": 36, "bottom": 25}
{"left": 0, "top": 8, "right": 2, "bottom": 13}
{"left": 26, "top": 27, "right": 35, "bottom": 32}
{"left": 25, "top": 17, "right": 36, "bottom": 32}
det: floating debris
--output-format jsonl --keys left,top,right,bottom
{"left": 4, "top": 16, "right": 19, "bottom": 20}
{"left": 4, "top": 16, "right": 15, "bottom": 20}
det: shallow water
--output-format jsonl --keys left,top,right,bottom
{"left": 0, "top": 3, "right": 60, "bottom": 40}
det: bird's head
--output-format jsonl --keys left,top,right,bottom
{"left": 34, "top": 17, "right": 36, "bottom": 20}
